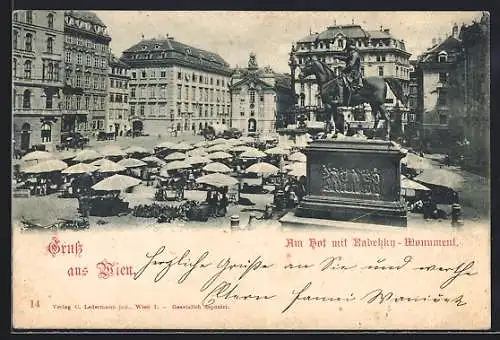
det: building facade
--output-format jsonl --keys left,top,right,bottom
{"left": 414, "top": 23, "right": 463, "bottom": 151}
{"left": 291, "top": 24, "right": 411, "bottom": 112}
{"left": 121, "top": 36, "right": 232, "bottom": 136}
{"left": 229, "top": 53, "right": 294, "bottom": 135}
{"left": 62, "top": 11, "right": 111, "bottom": 135}
{"left": 107, "top": 54, "right": 130, "bottom": 136}
{"left": 12, "top": 10, "right": 65, "bottom": 151}
{"left": 458, "top": 13, "right": 490, "bottom": 174}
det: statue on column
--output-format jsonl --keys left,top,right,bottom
{"left": 248, "top": 52, "right": 258, "bottom": 70}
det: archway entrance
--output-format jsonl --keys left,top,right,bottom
{"left": 248, "top": 118, "right": 257, "bottom": 133}
{"left": 132, "top": 120, "right": 143, "bottom": 133}
{"left": 21, "top": 123, "right": 31, "bottom": 150}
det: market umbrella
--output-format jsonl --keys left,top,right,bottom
{"left": 99, "top": 145, "right": 126, "bottom": 158}
{"left": 165, "top": 152, "right": 187, "bottom": 161}
{"left": 117, "top": 158, "right": 148, "bottom": 168}
{"left": 193, "top": 141, "right": 209, "bottom": 148}
{"left": 73, "top": 149, "right": 102, "bottom": 162}
{"left": 401, "top": 175, "right": 431, "bottom": 191}
{"left": 163, "top": 160, "right": 192, "bottom": 171}
{"left": 239, "top": 136, "right": 255, "bottom": 144}
{"left": 22, "top": 159, "right": 68, "bottom": 174}
{"left": 288, "top": 152, "right": 307, "bottom": 162}
{"left": 203, "top": 162, "right": 232, "bottom": 173}
{"left": 285, "top": 162, "right": 307, "bottom": 172}
{"left": 207, "top": 151, "right": 232, "bottom": 160}
{"left": 141, "top": 156, "right": 166, "bottom": 167}
{"left": 245, "top": 162, "right": 280, "bottom": 175}
{"left": 240, "top": 149, "right": 267, "bottom": 159}
{"left": 90, "top": 158, "right": 109, "bottom": 167}
{"left": 170, "top": 142, "right": 193, "bottom": 151}
{"left": 155, "top": 141, "right": 175, "bottom": 150}
{"left": 265, "top": 146, "right": 290, "bottom": 156}
{"left": 401, "top": 153, "right": 433, "bottom": 170}
{"left": 91, "top": 174, "right": 141, "bottom": 191}
{"left": 207, "top": 138, "right": 227, "bottom": 146}
{"left": 62, "top": 163, "right": 98, "bottom": 174}
{"left": 124, "top": 146, "right": 150, "bottom": 155}
{"left": 96, "top": 159, "right": 127, "bottom": 173}
{"left": 226, "top": 138, "right": 244, "bottom": 146}
{"left": 230, "top": 145, "right": 255, "bottom": 153}
{"left": 57, "top": 150, "right": 77, "bottom": 161}
{"left": 186, "top": 155, "right": 212, "bottom": 165}
{"left": 260, "top": 135, "right": 277, "bottom": 142}
{"left": 21, "top": 151, "right": 55, "bottom": 162}
{"left": 196, "top": 173, "right": 239, "bottom": 188}
{"left": 413, "top": 168, "right": 465, "bottom": 191}
{"left": 186, "top": 147, "right": 208, "bottom": 156}
{"left": 289, "top": 165, "right": 307, "bottom": 178}
{"left": 207, "top": 144, "right": 229, "bottom": 153}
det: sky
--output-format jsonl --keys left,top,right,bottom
{"left": 95, "top": 11, "right": 484, "bottom": 73}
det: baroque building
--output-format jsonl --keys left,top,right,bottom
{"left": 120, "top": 35, "right": 232, "bottom": 136}
{"left": 290, "top": 24, "right": 411, "bottom": 129}
{"left": 107, "top": 54, "right": 130, "bottom": 136}
{"left": 62, "top": 11, "right": 111, "bottom": 135}
{"left": 229, "top": 53, "right": 294, "bottom": 135}
{"left": 12, "top": 10, "right": 65, "bottom": 151}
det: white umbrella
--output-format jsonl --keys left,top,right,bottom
{"left": 170, "top": 142, "right": 193, "bottom": 151}
{"left": 193, "top": 141, "right": 209, "bottom": 148}
{"left": 141, "top": 156, "right": 166, "bottom": 167}
{"left": 230, "top": 145, "right": 254, "bottom": 153}
{"left": 239, "top": 136, "right": 255, "bottom": 143}
{"left": 265, "top": 147, "right": 290, "bottom": 156}
{"left": 73, "top": 149, "right": 102, "bottom": 162}
{"left": 62, "top": 163, "right": 98, "bottom": 174}
{"left": 90, "top": 158, "right": 109, "bottom": 167}
{"left": 245, "top": 162, "right": 280, "bottom": 175}
{"left": 91, "top": 174, "right": 141, "bottom": 191}
{"left": 226, "top": 138, "right": 244, "bottom": 146}
{"left": 21, "top": 151, "right": 55, "bottom": 162}
{"left": 96, "top": 159, "right": 127, "bottom": 173}
{"left": 413, "top": 168, "right": 465, "bottom": 191}
{"left": 207, "top": 138, "right": 227, "bottom": 146}
{"left": 401, "top": 153, "right": 434, "bottom": 170}
{"left": 163, "top": 160, "right": 192, "bottom": 171}
{"left": 165, "top": 152, "right": 187, "bottom": 161}
{"left": 240, "top": 149, "right": 267, "bottom": 159}
{"left": 124, "top": 146, "right": 150, "bottom": 155}
{"left": 155, "top": 141, "right": 175, "bottom": 149}
{"left": 203, "top": 162, "right": 232, "bottom": 173}
{"left": 401, "top": 175, "right": 431, "bottom": 191}
{"left": 186, "top": 156, "right": 212, "bottom": 165}
{"left": 57, "top": 150, "right": 77, "bottom": 160}
{"left": 117, "top": 158, "right": 148, "bottom": 168}
{"left": 285, "top": 162, "right": 307, "bottom": 172}
{"left": 289, "top": 165, "right": 307, "bottom": 178}
{"left": 22, "top": 159, "right": 68, "bottom": 174}
{"left": 196, "top": 173, "right": 239, "bottom": 188}
{"left": 186, "top": 147, "right": 208, "bottom": 156}
{"left": 207, "top": 151, "right": 232, "bottom": 160}
{"left": 288, "top": 152, "right": 307, "bottom": 162}
{"left": 99, "top": 145, "right": 126, "bottom": 157}
{"left": 207, "top": 144, "right": 229, "bottom": 153}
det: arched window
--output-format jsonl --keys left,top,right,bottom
{"left": 25, "top": 10, "right": 33, "bottom": 24}
{"left": 25, "top": 33, "right": 33, "bottom": 51}
{"left": 41, "top": 123, "right": 52, "bottom": 143}
{"left": 12, "top": 58, "right": 17, "bottom": 77}
{"left": 300, "top": 93, "right": 305, "bottom": 107}
{"left": 13, "top": 89, "right": 17, "bottom": 109}
{"left": 13, "top": 12, "right": 18, "bottom": 22}
{"left": 46, "top": 37, "right": 53, "bottom": 54}
{"left": 24, "top": 60, "right": 32, "bottom": 79}
{"left": 23, "top": 89, "right": 31, "bottom": 109}
{"left": 249, "top": 90, "right": 255, "bottom": 103}
{"left": 47, "top": 63, "right": 54, "bottom": 80}
{"left": 438, "top": 51, "right": 448, "bottom": 63}
{"left": 47, "top": 13, "right": 54, "bottom": 28}
{"left": 248, "top": 118, "right": 257, "bottom": 132}
{"left": 13, "top": 30, "right": 19, "bottom": 49}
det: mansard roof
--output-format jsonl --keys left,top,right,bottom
{"left": 65, "top": 10, "right": 106, "bottom": 27}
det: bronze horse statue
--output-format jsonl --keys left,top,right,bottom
{"left": 299, "top": 58, "right": 406, "bottom": 140}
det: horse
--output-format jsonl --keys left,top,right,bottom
{"left": 299, "top": 58, "right": 406, "bottom": 140}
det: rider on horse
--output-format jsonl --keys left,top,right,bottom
{"left": 336, "top": 39, "right": 363, "bottom": 104}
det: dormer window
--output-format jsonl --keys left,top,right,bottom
{"left": 142, "top": 46, "right": 147, "bottom": 50}
{"left": 155, "top": 44, "right": 160, "bottom": 49}
{"left": 185, "top": 48, "right": 191, "bottom": 54}
{"left": 438, "top": 51, "right": 448, "bottom": 63}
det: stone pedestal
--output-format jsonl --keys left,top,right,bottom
{"left": 277, "top": 127, "right": 308, "bottom": 149}
{"left": 295, "top": 138, "right": 407, "bottom": 227}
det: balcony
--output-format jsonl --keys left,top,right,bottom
{"left": 41, "top": 52, "right": 62, "bottom": 61}
{"left": 13, "top": 76, "right": 63, "bottom": 88}
{"left": 13, "top": 108, "right": 62, "bottom": 117}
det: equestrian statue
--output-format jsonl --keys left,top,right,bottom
{"left": 299, "top": 39, "right": 407, "bottom": 141}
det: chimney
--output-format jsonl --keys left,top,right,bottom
{"left": 140, "top": 34, "right": 144, "bottom": 40}
{"left": 432, "top": 38, "right": 436, "bottom": 46}
{"left": 380, "top": 25, "right": 383, "bottom": 31}
{"left": 452, "top": 22, "right": 459, "bottom": 38}
{"left": 383, "top": 28, "right": 390, "bottom": 34}
{"left": 438, "top": 36, "right": 442, "bottom": 44}
{"left": 352, "top": 18, "right": 354, "bottom": 25}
